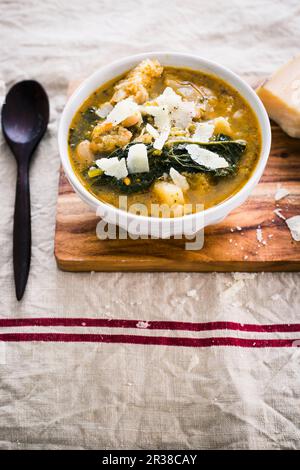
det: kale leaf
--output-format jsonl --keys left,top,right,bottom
{"left": 88, "top": 137, "right": 246, "bottom": 194}
{"left": 168, "top": 137, "right": 246, "bottom": 177}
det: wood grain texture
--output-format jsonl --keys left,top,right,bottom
{"left": 55, "top": 78, "right": 300, "bottom": 272}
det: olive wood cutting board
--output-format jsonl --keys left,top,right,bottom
{"left": 54, "top": 78, "right": 300, "bottom": 272}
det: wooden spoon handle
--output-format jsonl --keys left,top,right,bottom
{"left": 13, "top": 163, "right": 31, "bottom": 301}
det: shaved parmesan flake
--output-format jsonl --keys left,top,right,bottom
{"left": 141, "top": 86, "right": 196, "bottom": 144}
{"left": 186, "top": 144, "right": 229, "bottom": 170}
{"left": 96, "top": 102, "right": 113, "bottom": 119}
{"left": 140, "top": 104, "right": 159, "bottom": 115}
{"left": 142, "top": 106, "right": 171, "bottom": 150}
{"left": 127, "top": 144, "right": 149, "bottom": 173}
{"left": 286, "top": 215, "right": 300, "bottom": 241}
{"left": 153, "top": 126, "right": 171, "bottom": 150}
{"left": 106, "top": 97, "right": 139, "bottom": 126}
{"left": 156, "top": 87, "right": 182, "bottom": 109}
{"left": 153, "top": 106, "right": 170, "bottom": 131}
{"left": 142, "top": 105, "right": 170, "bottom": 134}
{"left": 192, "top": 121, "right": 215, "bottom": 142}
{"left": 96, "top": 157, "right": 128, "bottom": 179}
{"left": 273, "top": 208, "right": 286, "bottom": 220}
{"left": 275, "top": 187, "right": 289, "bottom": 201}
{"left": 156, "top": 87, "right": 196, "bottom": 127}
{"left": 145, "top": 123, "right": 159, "bottom": 139}
{"left": 170, "top": 167, "right": 189, "bottom": 191}
{"left": 172, "top": 100, "right": 196, "bottom": 128}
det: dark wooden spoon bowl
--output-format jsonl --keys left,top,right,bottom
{"left": 1, "top": 80, "right": 49, "bottom": 300}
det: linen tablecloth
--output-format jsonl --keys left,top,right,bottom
{"left": 0, "top": 0, "right": 300, "bottom": 449}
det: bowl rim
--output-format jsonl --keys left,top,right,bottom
{"left": 58, "top": 51, "right": 271, "bottom": 223}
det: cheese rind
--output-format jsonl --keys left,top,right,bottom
{"left": 257, "top": 56, "right": 300, "bottom": 138}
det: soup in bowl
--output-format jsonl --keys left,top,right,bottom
{"left": 59, "top": 53, "right": 271, "bottom": 238}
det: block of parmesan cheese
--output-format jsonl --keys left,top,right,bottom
{"left": 257, "top": 56, "right": 300, "bottom": 138}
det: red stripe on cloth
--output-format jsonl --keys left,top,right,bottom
{"left": 0, "top": 318, "right": 300, "bottom": 333}
{"left": 0, "top": 333, "right": 299, "bottom": 347}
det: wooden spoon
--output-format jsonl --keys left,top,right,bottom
{"left": 1, "top": 80, "right": 49, "bottom": 300}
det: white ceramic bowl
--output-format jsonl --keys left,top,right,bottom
{"left": 58, "top": 52, "right": 271, "bottom": 238}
